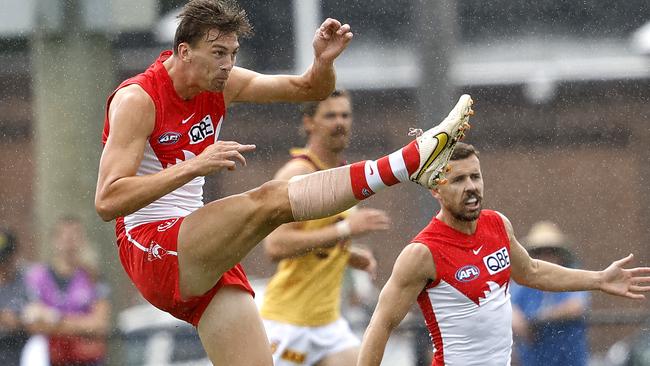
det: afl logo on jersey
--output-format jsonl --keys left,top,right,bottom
{"left": 158, "top": 132, "right": 182, "bottom": 145}
{"left": 189, "top": 115, "right": 214, "bottom": 144}
{"left": 455, "top": 265, "right": 480, "bottom": 282}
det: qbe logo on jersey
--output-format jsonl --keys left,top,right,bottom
{"left": 189, "top": 115, "right": 215, "bottom": 144}
{"left": 482, "top": 247, "right": 510, "bottom": 275}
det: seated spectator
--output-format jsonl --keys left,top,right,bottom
{"left": 511, "top": 221, "right": 590, "bottom": 366}
{"left": 24, "top": 216, "right": 110, "bottom": 366}
{"left": 0, "top": 228, "right": 31, "bottom": 365}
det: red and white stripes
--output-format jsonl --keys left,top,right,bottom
{"left": 349, "top": 140, "right": 420, "bottom": 200}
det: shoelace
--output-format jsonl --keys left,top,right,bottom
{"left": 407, "top": 127, "right": 423, "bottom": 137}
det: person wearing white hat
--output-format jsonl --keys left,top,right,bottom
{"left": 511, "top": 221, "right": 590, "bottom": 366}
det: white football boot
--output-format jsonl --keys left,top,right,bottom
{"left": 410, "top": 94, "right": 474, "bottom": 189}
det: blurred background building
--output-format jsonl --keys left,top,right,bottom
{"left": 0, "top": 1, "right": 649, "bottom": 365}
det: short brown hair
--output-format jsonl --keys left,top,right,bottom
{"left": 174, "top": 0, "right": 253, "bottom": 54}
{"left": 301, "top": 90, "right": 351, "bottom": 117}
{"left": 450, "top": 142, "right": 479, "bottom": 161}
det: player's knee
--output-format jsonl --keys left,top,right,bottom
{"left": 248, "top": 180, "right": 292, "bottom": 223}
{"left": 250, "top": 180, "right": 286, "bottom": 201}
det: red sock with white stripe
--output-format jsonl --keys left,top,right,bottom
{"left": 349, "top": 140, "right": 420, "bottom": 200}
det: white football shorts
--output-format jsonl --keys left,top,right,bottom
{"left": 264, "top": 317, "right": 360, "bottom": 366}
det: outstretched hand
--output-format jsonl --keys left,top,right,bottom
{"left": 313, "top": 18, "right": 353, "bottom": 63}
{"left": 600, "top": 254, "right": 650, "bottom": 299}
{"left": 192, "top": 140, "right": 256, "bottom": 176}
{"left": 349, "top": 246, "right": 378, "bottom": 280}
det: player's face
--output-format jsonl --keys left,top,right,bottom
{"left": 434, "top": 155, "right": 484, "bottom": 222}
{"left": 306, "top": 96, "right": 352, "bottom": 153}
{"left": 188, "top": 29, "right": 239, "bottom": 92}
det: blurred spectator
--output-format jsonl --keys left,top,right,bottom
{"left": 23, "top": 216, "right": 111, "bottom": 366}
{"left": 0, "top": 228, "right": 31, "bottom": 364}
{"left": 511, "top": 221, "right": 590, "bottom": 366}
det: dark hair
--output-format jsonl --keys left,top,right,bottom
{"left": 301, "top": 90, "right": 351, "bottom": 117}
{"left": 0, "top": 228, "right": 17, "bottom": 264}
{"left": 450, "top": 142, "right": 479, "bottom": 161}
{"left": 174, "top": 0, "right": 253, "bottom": 54}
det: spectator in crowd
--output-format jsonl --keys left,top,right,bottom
{"left": 24, "top": 216, "right": 110, "bottom": 366}
{"left": 511, "top": 221, "right": 590, "bottom": 366}
{"left": 0, "top": 228, "right": 31, "bottom": 365}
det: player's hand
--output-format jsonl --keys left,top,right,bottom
{"left": 191, "top": 141, "right": 256, "bottom": 176}
{"left": 313, "top": 18, "right": 353, "bottom": 63}
{"left": 349, "top": 246, "right": 378, "bottom": 280}
{"left": 346, "top": 208, "right": 390, "bottom": 237}
{"left": 599, "top": 254, "right": 650, "bottom": 299}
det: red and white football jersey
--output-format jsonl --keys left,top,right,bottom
{"left": 102, "top": 51, "right": 226, "bottom": 233}
{"left": 414, "top": 210, "right": 512, "bottom": 366}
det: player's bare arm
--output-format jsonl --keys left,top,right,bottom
{"left": 358, "top": 243, "right": 435, "bottom": 366}
{"left": 500, "top": 212, "right": 650, "bottom": 298}
{"left": 224, "top": 18, "right": 352, "bottom": 105}
{"left": 95, "top": 85, "right": 255, "bottom": 221}
{"left": 265, "top": 206, "right": 390, "bottom": 260}
{"left": 264, "top": 160, "right": 389, "bottom": 260}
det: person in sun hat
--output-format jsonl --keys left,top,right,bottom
{"left": 521, "top": 221, "right": 577, "bottom": 266}
{"left": 510, "top": 221, "right": 590, "bottom": 366}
